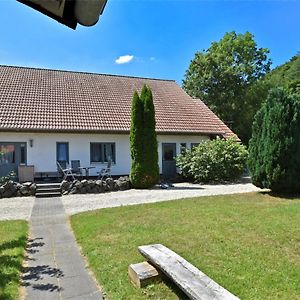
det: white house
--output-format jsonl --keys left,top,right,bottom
{"left": 0, "top": 65, "right": 236, "bottom": 180}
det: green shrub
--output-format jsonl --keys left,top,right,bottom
{"left": 129, "top": 85, "right": 159, "bottom": 188}
{"left": 248, "top": 88, "right": 300, "bottom": 193}
{"left": 176, "top": 137, "right": 248, "bottom": 183}
{"left": 0, "top": 171, "right": 16, "bottom": 184}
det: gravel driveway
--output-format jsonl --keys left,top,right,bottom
{"left": 0, "top": 182, "right": 263, "bottom": 221}
{"left": 62, "top": 182, "right": 263, "bottom": 215}
{"left": 0, "top": 196, "right": 35, "bottom": 221}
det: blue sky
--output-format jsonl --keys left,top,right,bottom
{"left": 0, "top": 0, "right": 299, "bottom": 84}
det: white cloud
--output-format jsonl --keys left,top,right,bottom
{"left": 150, "top": 57, "right": 156, "bottom": 61}
{"left": 115, "top": 55, "right": 134, "bottom": 64}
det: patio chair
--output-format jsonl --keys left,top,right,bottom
{"left": 71, "top": 160, "right": 82, "bottom": 176}
{"left": 56, "top": 161, "right": 77, "bottom": 181}
{"left": 58, "top": 160, "right": 67, "bottom": 170}
{"left": 97, "top": 159, "right": 112, "bottom": 180}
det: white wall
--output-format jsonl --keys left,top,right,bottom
{"left": 157, "top": 134, "right": 209, "bottom": 171}
{"left": 0, "top": 132, "right": 209, "bottom": 176}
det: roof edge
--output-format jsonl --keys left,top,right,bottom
{"left": 0, "top": 64, "right": 176, "bottom": 82}
{"left": 0, "top": 127, "right": 233, "bottom": 137}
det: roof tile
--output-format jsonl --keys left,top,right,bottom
{"left": 0, "top": 65, "right": 236, "bottom": 139}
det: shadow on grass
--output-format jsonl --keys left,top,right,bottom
{"left": 162, "top": 274, "right": 189, "bottom": 300}
{"left": 168, "top": 186, "right": 204, "bottom": 191}
{"left": 259, "top": 190, "right": 300, "bottom": 200}
{"left": 0, "top": 235, "right": 27, "bottom": 300}
{"left": 152, "top": 185, "right": 204, "bottom": 191}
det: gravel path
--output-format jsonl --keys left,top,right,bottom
{"left": 0, "top": 182, "right": 263, "bottom": 220}
{"left": 0, "top": 196, "right": 34, "bottom": 221}
{"left": 62, "top": 182, "right": 263, "bottom": 216}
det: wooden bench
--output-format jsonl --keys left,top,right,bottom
{"left": 138, "top": 244, "right": 240, "bottom": 300}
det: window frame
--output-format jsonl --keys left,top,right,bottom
{"left": 90, "top": 142, "right": 116, "bottom": 164}
{"left": 180, "top": 143, "right": 187, "bottom": 154}
{"left": 20, "top": 143, "right": 27, "bottom": 165}
{"left": 191, "top": 143, "right": 200, "bottom": 150}
{"left": 56, "top": 142, "right": 69, "bottom": 163}
{"left": 0, "top": 142, "right": 27, "bottom": 165}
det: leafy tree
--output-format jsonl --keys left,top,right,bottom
{"left": 248, "top": 88, "right": 300, "bottom": 193}
{"left": 130, "top": 85, "right": 159, "bottom": 188}
{"left": 176, "top": 137, "right": 248, "bottom": 183}
{"left": 261, "top": 53, "right": 300, "bottom": 95}
{"left": 247, "top": 53, "right": 300, "bottom": 131}
{"left": 183, "top": 31, "right": 271, "bottom": 143}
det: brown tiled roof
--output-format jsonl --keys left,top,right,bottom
{"left": 0, "top": 65, "right": 236, "bottom": 139}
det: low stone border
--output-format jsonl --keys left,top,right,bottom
{"left": 61, "top": 176, "right": 130, "bottom": 195}
{"left": 0, "top": 177, "right": 130, "bottom": 199}
{"left": 0, "top": 180, "right": 36, "bottom": 198}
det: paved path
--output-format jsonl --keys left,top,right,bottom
{"left": 22, "top": 197, "right": 103, "bottom": 300}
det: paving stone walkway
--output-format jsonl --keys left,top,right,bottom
{"left": 22, "top": 197, "right": 103, "bottom": 300}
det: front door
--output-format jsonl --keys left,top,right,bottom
{"left": 0, "top": 142, "right": 27, "bottom": 177}
{"left": 162, "top": 143, "right": 177, "bottom": 178}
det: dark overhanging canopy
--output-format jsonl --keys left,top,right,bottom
{"left": 17, "top": 0, "right": 108, "bottom": 30}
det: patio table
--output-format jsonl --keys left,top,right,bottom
{"left": 78, "top": 166, "right": 95, "bottom": 177}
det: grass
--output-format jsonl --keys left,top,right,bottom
{"left": 0, "top": 220, "right": 28, "bottom": 300}
{"left": 71, "top": 192, "right": 300, "bottom": 300}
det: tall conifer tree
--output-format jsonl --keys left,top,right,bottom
{"left": 129, "top": 91, "right": 144, "bottom": 187}
{"left": 142, "top": 85, "right": 159, "bottom": 186}
{"left": 249, "top": 88, "right": 300, "bottom": 193}
{"left": 130, "top": 85, "right": 159, "bottom": 188}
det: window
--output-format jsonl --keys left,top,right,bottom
{"left": 57, "top": 142, "right": 69, "bottom": 163}
{"left": 191, "top": 143, "right": 199, "bottom": 149}
{"left": 163, "top": 145, "right": 175, "bottom": 161}
{"left": 20, "top": 144, "right": 26, "bottom": 164}
{"left": 0, "top": 144, "right": 15, "bottom": 164}
{"left": 90, "top": 143, "right": 115, "bottom": 163}
{"left": 180, "top": 143, "right": 187, "bottom": 154}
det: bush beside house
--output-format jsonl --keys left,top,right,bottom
{"left": 176, "top": 137, "right": 248, "bottom": 183}
{"left": 248, "top": 88, "right": 300, "bottom": 193}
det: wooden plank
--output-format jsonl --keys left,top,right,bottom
{"left": 138, "top": 244, "right": 240, "bottom": 300}
{"left": 128, "top": 261, "right": 161, "bottom": 288}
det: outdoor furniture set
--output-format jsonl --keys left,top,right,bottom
{"left": 56, "top": 159, "right": 112, "bottom": 181}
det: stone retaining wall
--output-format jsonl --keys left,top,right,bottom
{"left": 0, "top": 176, "right": 131, "bottom": 198}
{"left": 61, "top": 176, "right": 131, "bottom": 195}
{"left": 0, "top": 181, "right": 36, "bottom": 198}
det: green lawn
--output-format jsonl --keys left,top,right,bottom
{"left": 0, "top": 220, "right": 28, "bottom": 300}
{"left": 71, "top": 193, "right": 300, "bottom": 300}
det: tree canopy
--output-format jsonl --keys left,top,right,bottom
{"left": 262, "top": 53, "right": 300, "bottom": 95}
{"left": 244, "top": 53, "right": 300, "bottom": 137}
{"left": 183, "top": 31, "right": 271, "bottom": 143}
